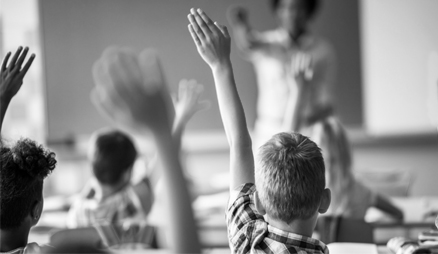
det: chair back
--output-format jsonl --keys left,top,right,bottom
{"left": 317, "top": 216, "right": 374, "bottom": 244}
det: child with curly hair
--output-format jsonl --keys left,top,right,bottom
{"left": 0, "top": 138, "right": 57, "bottom": 253}
{"left": 0, "top": 47, "right": 57, "bottom": 253}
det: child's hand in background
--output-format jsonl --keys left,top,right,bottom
{"left": 173, "top": 79, "right": 210, "bottom": 124}
{"left": 91, "top": 47, "right": 172, "bottom": 132}
{"left": 0, "top": 46, "right": 35, "bottom": 102}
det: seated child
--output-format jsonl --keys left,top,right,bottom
{"left": 91, "top": 46, "right": 201, "bottom": 252}
{"left": 187, "top": 9, "right": 331, "bottom": 253}
{"left": 302, "top": 114, "right": 403, "bottom": 220}
{"left": 0, "top": 47, "right": 58, "bottom": 253}
{"left": 67, "top": 78, "right": 207, "bottom": 230}
{"left": 0, "top": 138, "right": 57, "bottom": 253}
{"left": 67, "top": 128, "right": 152, "bottom": 228}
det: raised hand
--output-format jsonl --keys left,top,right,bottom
{"left": 91, "top": 47, "right": 172, "bottom": 132}
{"left": 0, "top": 46, "right": 35, "bottom": 102}
{"left": 292, "top": 51, "right": 313, "bottom": 84}
{"left": 187, "top": 8, "right": 231, "bottom": 69}
{"left": 173, "top": 79, "right": 210, "bottom": 124}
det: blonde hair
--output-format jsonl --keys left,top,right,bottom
{"left": 255, "top": 132, "right": 325, "bottom": 223}
{"left": 311, "top": 117, "right": 354, "bottom": 213}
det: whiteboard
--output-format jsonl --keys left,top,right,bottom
{"left": 38, "top": 0, "right": 364, "bottom": 143}
{"left": 360, "top": 0, "right": 438, "bottom": 136}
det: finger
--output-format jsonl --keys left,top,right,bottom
{"left": 7, "top": 65, "right": 20, "bottom": 79}
{"left": 197, "top": 9, "right": 220, "bottom": 34}
{"left": 188, "top": 24, "right": 202, "bottom": 48}
{"left": 8, "top": 46, "right": 23, "bottom": 71}
{"left": 191, "top": 10, "right": 212, "bottom": 37}
{"left": 186, "top": 80, "right": 199, "bottom": 99}
{"left": 19, "top": 54, "right": 36, "bottom": 77}
{"left": 15, "top": 47, "right": 29, "bottom": 70}
{"left": 3, "top": 67, "right": 22, "bottom": 90}
{"left": 1, "top": 52, "right": 11, "bottom": 72}
{"left": 188, "top": 14, "right": 205, "bottom": 40}
{"left": 215, "top": 23, "right": 230, "bottom": 38}
{"left": 178, "top": 79, "right": 188, "bottom": 99}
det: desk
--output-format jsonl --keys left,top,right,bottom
{"left": 365, "top": 197, "right": 438, "bottom": 244}
{"left": 194, "top": 194, "right": 438, "bottom": 246}
{"left": 30, "top": 195, "right": 438, "bottom": 248}
{"left": 366, "top": 197, "right": 438, "bottom": 226}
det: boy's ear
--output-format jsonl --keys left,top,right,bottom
{"left": 318, "top": 188, "right": 331, "bottom": 214}
{"left": 30, "top": 200, "right": 43, "bottom": 224}
{"left": 254, "top": 191, "right": 266, "bottom": 216}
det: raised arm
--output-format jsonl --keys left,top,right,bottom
{"left": 0, "top": 46, "right": 35, "bottom": 133}
{"left": 91, "top": 48, "right": 200, "bottom": 253}
{"left": 172, "top": 79, "right": 210, "bottom": 150}
{"left": 282, "top": 46, "right": 336, "bottom": 132}
{"left": 282, "top": 52, "right": 314, "bottom": 132}
{"left": 188, "top": 8, "right": 254, "bottom": 191}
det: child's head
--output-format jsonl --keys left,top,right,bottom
{"left": 255, "top": 132, "right": 328, "bottom": 224}
{"left": 89, "top": 128, "right": 137, "bottom": 187}
{"left": 0, "top": 138, "right": 56, "bottom": 230}
{"left": 271, "top": 0, "right": 320, "bottom": 36}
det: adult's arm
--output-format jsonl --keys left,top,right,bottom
{"left": 375, "top": 195, "right": 404, "bottom": 221}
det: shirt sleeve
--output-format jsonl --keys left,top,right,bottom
{"left": 226, "top": 183, "right": 266, "bottom": 250}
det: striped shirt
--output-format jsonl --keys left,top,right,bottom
{"left": 227, "top": 184, "right": 329, "bottom": 254}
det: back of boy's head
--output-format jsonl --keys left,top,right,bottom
{"left": 255, "top": 132, "right": 325, "bottom": 224}
{"left": 89, "top": 128, "right": 137, "bottom": 186}
{"left": 0, "top": 138, "right": 56, "bottom": 230}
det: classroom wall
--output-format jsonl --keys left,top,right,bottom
{"left": 360, "top": 0, "right": 438, "bottom": 136}
{"left": 38, "top": 0, "right": 364, "bottom": 143}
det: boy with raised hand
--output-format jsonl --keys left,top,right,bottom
{"left": 188, "top": 8, "right": 331, "bottom": 253}
{"left": 91, "top": 47, "right": 200, "bottom": 253}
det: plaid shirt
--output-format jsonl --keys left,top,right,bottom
{"left": 226, "top": 183, "right": 329, "bottom": 254}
